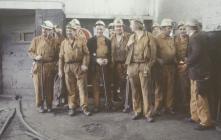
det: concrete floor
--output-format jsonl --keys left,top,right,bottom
{"left": 0, "top": 96, "right": 221, "bottom": 140}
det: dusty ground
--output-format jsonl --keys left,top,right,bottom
{"left": 0, "top": 95, "right": 221, "bottom": 140}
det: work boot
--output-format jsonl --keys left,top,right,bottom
{"left": 47, "top": 107, "right": 52, "bottom": 113}
{"left": 68, "top": 109, "right": 76, "bottom": 116}
{"left": 184, "top": 117, "right": 196, "bottom": 123}
{"left": 146, "top": 117, "right": 155, "bottom": 123}
{"left": 37, "top": 105, "right": 45, "bottom": 113}
{"left": 194, "top": 124, "right": 215, "bottom": 131}
{"left": 55, "top": 99, "right": 62, "bottom": 107}
{"left": 83, "top": 110, "right": 92, "bottom": 116}
{"left": 132, "top": 113, "right": 142, "bottom": 120}
{"left": 122, "top": 107, "right": 130, "bottom": 113}
{"left": 55, "top": 102, "right": 60, "bottom": 107}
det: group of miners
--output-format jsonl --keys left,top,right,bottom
{"left": 28, "top": 17, "right": 215, "bottom": 131}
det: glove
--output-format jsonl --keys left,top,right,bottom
{"left": 96, "top": 58, "right": 103, "bottom": 65}
{"left": 81, "top": 65, "right": 88, "bottom": 72}
{"left": 177, "top": 63, "right": 187, "bottom": 73}
{"left": 35, "top": 55, "right": 42, "bottom": 61}
{"left": 58, "top": 70, "right": 63, "bottom": 78}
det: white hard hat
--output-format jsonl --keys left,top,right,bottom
{"left": 69, "top": 18, "right": 81, "bottom": 28}
{"left": 95, "top": 20, "right": 105, "bottom": 26}
{"left": 160, "top": 18, "right": 173, "bottom": 27}
{"left": 152, "top": 22, "right": 160, "bottom": 28}
{"left": 66, "top": 21, "right": 79, "bottom": 29}
{"left": 185, "top": 19, "right": 199, "bottom": 27}
{"left": 132, "top": 18, "right": 144, "bottom": 25}
{"left": 177, "top": 21, "right": 185, "bottom": 28}
{"left": 41, "top": 20, "right": 54, "bottom": 29}
{"left": 108, "top": 23, "right": 114, "bottom": 28}
{"left": 113, "top": 18, "right": 124, "bottom": 26}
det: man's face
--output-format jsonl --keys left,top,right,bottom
{"left": 185, "top": 26, "right": 192, "bottom": 35}
{"left": 109, "top": 28, "right": 114, "bottom": 35}
{"left": 41, "top": 28, "right": 52, "bottom": 38}
{"left": 130, "top": 21, "right": 137, "bottom": 32}
{"left": 161, "top": 26, "right": 172, "bottom": 36}
{"left": 96, "top": 25, "right": 104, "bottom": 36}
{"left": 178, "top": 25, "right": 186, "bottom": 36}
{"left": 114, "top": 25, "right": 124, "bottom": 35}
{"left": 56, "top": 28, "right": 63, "bottom": 35}
{"left": 152, "top": 27, "right": 161, "bottom": 36}
{"left": 66, "top": 28, "right": 77, "bottom": 39}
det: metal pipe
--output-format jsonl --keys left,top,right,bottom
{"left": 16, "top": 98, "right": 52, "bottom": 140}
{"left": 0, "top": 108, "right": 16, "bottom": 137}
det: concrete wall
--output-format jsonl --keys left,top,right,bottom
{"left": 35, "top": 9, "right": 65, "bottom": 35}
{"left": 156, "top": 0, "right": 221, "bottom": 31}
{"left": 157, "top": 0, "right": 206, "bottom": 21}
{"left": 2, "top": 0, "right": 220, "bottom": 28}
{"left": 0, "top": 11, "right": 35, "bottom": 96}
{"left": 0, "top": 0, "right": 64, "bottom": 10}
{"left": 64, "top": 0, "right": 155, "bottom": 19}
{"left": 0, "top": 25, "right": 2, "bottom": 94}
{"left": 0, "top": 0, "right": 155, "bottom": 19}
{"left": 0, "top": 9, "right": 65, "bottom": 96}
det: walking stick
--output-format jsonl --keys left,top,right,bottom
{"left": 58, "top": 75, "right": 66, "bottom": 105}
{"left": 40, "top": 63, "right": 46, "bottom": 109}
{"left": 101, "top": 66, "right": 109, "bottom": 111}
{"left": 124, "top": 76, "right": 130, "bottom": 110}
